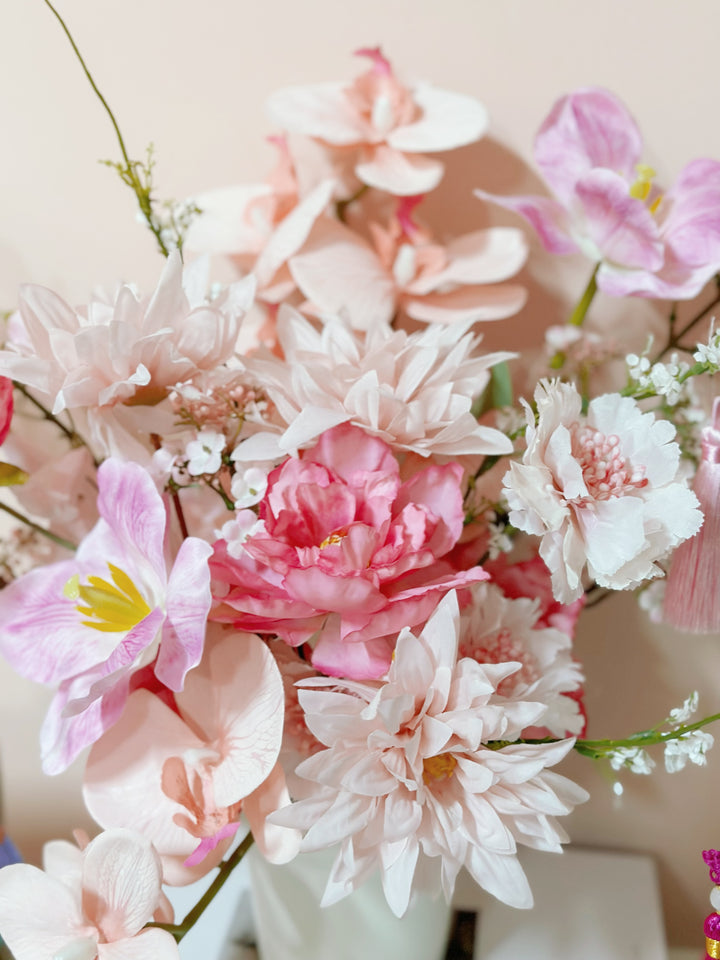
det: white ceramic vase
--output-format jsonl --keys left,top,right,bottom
{"left": 248, "top": 847, "right": 453, "bottom": 960}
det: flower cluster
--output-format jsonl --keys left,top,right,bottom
{"left": 1, "top": 36, "right": 720, "bottom": 958}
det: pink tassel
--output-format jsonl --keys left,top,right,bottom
{"left": 664, "top": 398, "right": 720, "bottom": 632}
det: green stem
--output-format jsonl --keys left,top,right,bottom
{"left": 568, "top": 266, "right": 599, "bottom": 327}
{"left": 548, "top": 266, "right": 599, "bottom": 370}
{"left": 41, "top": 0, "right": 170, "bottom": 257}
{"left": 149, "top": 832, "right": 255, "bottom": 942}
{"left": 0, "top": 501, "right": 76, "bottom": 552}
{"left": 14, "top": 382, "right": 89, "bottom": 451}
{"left": 574, "top": 711, "right": 720, "bottom": 757}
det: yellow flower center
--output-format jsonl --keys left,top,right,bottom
{"left": 629, "top": 163, "right": 662, "bottom": 213}
{"left": 423, "top": 753, "right": 457, "bottom": 784}
{"left": 319, "top": 528, "right": 347, "bottom": 549}
{"left": 64, "top": 564, "right": 151, "bottom": 633}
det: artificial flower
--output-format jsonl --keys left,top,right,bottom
{"left": 0, "top": 254, "right": 254, "bottom": 458}
{"left": 478, "top": 87, "right": 720, "bottom": 299}
{"left": 0, "top": 458, "right": 212, "bottom": 773}
{"left": 270, "top": 592, "right": 588, "bottom": 916}
{"left": 288, "top": 197, "right": 527, "bottom": 329}
{"left": 267, "top": 48, "right": 488, "bottom": 196}
{"left": 503, "top": 379, "right": 702, "bottom": 603}
{"left": 212, "top": 422, "right": 487, "bottom": 679}
{"left": 0, "top": 828, "right": 177, "bottom": 960}
{"left": 459, "top": 581, "right": 584, "bottom": 737}
{"left": 83, "top": 627, "right": 298, "bottom": 884}
{"left": 237, "top": 308, "right": 514, "bottom": 459}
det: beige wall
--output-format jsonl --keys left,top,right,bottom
{"left": 2, "top": 0, "right": 719, "bottom": 945}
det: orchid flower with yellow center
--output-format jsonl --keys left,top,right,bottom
{"left": 64, "top": 564, "right": 151, "bottom": 633}
{"left": 0, "top": 458, "right": 212, "bottom": 775}
{"left": 478, "top": 86, "right": 720, "bottom": 299}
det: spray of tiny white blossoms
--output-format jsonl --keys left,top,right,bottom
{"left": 626, "top": 352, "right": 690, "bottom": 405}
{"left": 664, "top": 692, "right": 714, "bottom": 773}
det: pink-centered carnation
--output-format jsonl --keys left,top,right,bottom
{"left": 459, "top": 581, "right": 584, "bottom": 738}
{"left": 478, "top": 87, "right": 720, "bottom": 299}
{"left": 503, "top": 380, "right": 702, "bottom": 603}
{"left": 270, "top": 592, "right": 588, "bottom": 916}
{"left": 267, "top": 47, "right": 488, "bottom": 196}
{"left": 0, "top": 458, "right": 212, "bottom": 773}
{"left": 211, "top": 422, "right": 487, "bottom": 679}
{"left": 0, "top": 828, "right": 177, "bottom": 960}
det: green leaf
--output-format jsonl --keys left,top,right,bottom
{"left": 0, "top": 462, "right": 29, "bottom": 486}
{"left": 491, "top": 362, "right": 513, "bottom": 409}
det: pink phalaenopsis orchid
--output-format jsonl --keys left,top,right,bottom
{"left": 267, "top": 47, "right": 488, "bottom": 196}
{"left": 288, "top": 196, "right": 527, "bottom": 328}
{"left": 212, "top": 422, "right": 488, "bottom": 679}
{"left": 0, "top": 458, "right": 212, "bottom": 773}
{"left": 478, "top": 87, "right": 720, "bottom": 299}
{"left": 83, "top": 626, "right": 299, "bottom": 884}
{"left": 0, "top": 828, "right": 177, "bottom": 960}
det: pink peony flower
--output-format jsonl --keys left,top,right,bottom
{"left": 503, "top": 380, "right": 702, "bottom": 603}
{"left": 211, "top": 422, "right": 488, "bottom": 679}
{"left": 458, "top": 581, "right": 584, "bottom": 738}
{"left": 270, "top": 592, "right": 588, "bottom": 916}
{"left": 0, "top": 828, "right": 178, "bottom": 960}
{"left": 84, "top": 626, "right": 299, "bottom": 884}
{"left": 0, "top": 458, "right": 212, "bottom": 773}
{"left": 478, "top": 87, "right": 720, "bottom": 299}
{"left": 288, "top": 196, "right": 527, "bottom": 328}
{"left": 267, "top": 48, "right": 488, "bottom": 196}
{"left": 238, "top": 308, "right": 514, "bottom": 459}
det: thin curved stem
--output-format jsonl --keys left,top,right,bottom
{"left": 41, "top": 0, "right": 170, "bottom": 257}
{"left": 0, "top": 501, "right": 76, "bottom": 552}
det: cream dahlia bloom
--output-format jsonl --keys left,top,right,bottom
{"left": 503, "top": 380, "right": 702, "bottom": 603}
{"left": 0, "top": 253, "right": 254, "bottom": 415}
{"left": 239, "top": 308, "right": 513, "bottom": 459}
{"left": 270, "top": 592, "right": 587, "bottom": 916}
{"left": 459, "top": 581, "right": 584, "bottom": 738}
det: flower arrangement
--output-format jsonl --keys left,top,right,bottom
{"left": 1, "top": 4, "right": 720, "bottom": 956}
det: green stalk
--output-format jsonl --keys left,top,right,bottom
{"left": 41, "top": 0, "right": 170, "bottom": 257}
{"left": 568, "top": 266, "right": 599, "bottom": 327}
{"left": 0, "top": 501, "right": 76, "bottom": 552}
{"left": 149, "top": 832, "right": 255, "bottom": 942}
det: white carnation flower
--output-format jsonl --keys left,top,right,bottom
{"left": 503, "top": 380, "right": 702, "bottom": 603}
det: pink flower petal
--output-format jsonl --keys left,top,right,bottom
{"left": 355, "top": 146, "right": 444, "bottom": 196}
{"left": 266, "top": 82, "right": 367, "bottom": 144}
{"left": 475, "top": 190, "right": 579, "bottom": 255}
{"left": 408, "top": 228, "right": 528, "bottom": 293}
{"left": 289, "top": 219, "right": 395, "bottom": 329}
{"left": 81, "top": 829, "right": 163, "bottom": 940}
{"left": 243, "top": 762, "right": 301, "bottom": 864}
{"left": 156, "top": 537, "right": 213, "bottom": 691}
{"left": 574, "top": 169, "right": 663, "bottom": 269}
{"left": 184, "top": 184, "right": 274, "bottom": 255}
{"left": 534, "top": 87, "right": 642, "bottom": 205}
{"left": 387, "top": 83, "right": 488, "bottom": 152}
{"left": 254, "top": 179, "right": 335, "bottom": 288}
{"left": 176, "top": 630, "right": 285, "bottom": 806}
{"left": 98, "top": 928, "right": 180, "bottom": 960}
{"left": 0, "top": 864, "right": 87, "bottom": 959}
{"left": 404, "top": 285, "right": 527, "bottom": 324}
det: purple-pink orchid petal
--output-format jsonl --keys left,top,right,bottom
{"left": 534, "top": 87, "right": 642, "bottom": 204}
